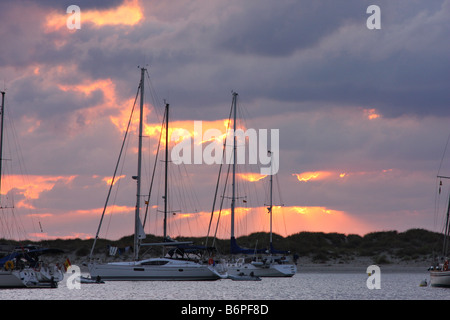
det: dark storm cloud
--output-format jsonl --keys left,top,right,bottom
{"left": 9, "top": 75, "right": 103, "bottom": 119}
{"left": 116, "top": 0, "right": 449, "bottom": 120}
{"left": 213, "top": 0, "right": 364, "bottom": 57}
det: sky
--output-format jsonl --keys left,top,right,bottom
{"left": 0, "top": 0, "right": 449, "bottom": 241}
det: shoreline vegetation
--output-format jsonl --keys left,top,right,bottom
{"left": 1, "top": 228, "right": 442, "bottom": 272}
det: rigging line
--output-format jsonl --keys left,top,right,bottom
{"left": 180, "top": 163, "right": 201, "bottom": 235}
{"left": 234, "top": 101, "right": 261, "bottom": 236}
{"left": 145, "top": 69, "right": 164, "bottom": 122}
{"left": 275, "top": 172, "right": 284, "bottom": 206}
{"left": 212, "top": 158, "right": 232, "bottom": 247}
{"left": 435, "top": 132, "right": 450, "bottom": 232}
{"left": 213, "top": 140, "right": 236, "bottom": 244}
{"left": 274, "top": 172, "right": 289, "bottom": 237}
{"left": 142, "top": 107, "right": 165, "bottom": 229}
{"left": 1, "top": 94, "right": 29, "bottom": 240}
{"left": 206, "top": 101, "right": 233, "bottom": 246}
{"left": 2, "top": 109, "right": 23, "bottom": 227}
{"left": 437, "top": 131, "right": 450, "bottom": 177}
{"left": 89, "top": 83, "right": 140, "bottom": 260}
{"left": 104, "top": 132, "right": 131, "bottom": 239}
{"left": 172, "top": 164, "right": 193, "bottom": 237}
{"left": 181, "top": 162, "right": 200, "bottom": 212}
{"left": 435, "top": 181, "right": 441, "bottom": 233}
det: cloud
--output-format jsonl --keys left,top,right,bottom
{"left": 45, "top": 0, "right": 143, "bottom": 32}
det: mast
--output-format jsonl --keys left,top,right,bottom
{"left": 230, "top": 92, "right": 238, "bottom": 243}
{"left": 164, "top": 102, "right": 169, "bottom": 241}
{"left": 443, "top": 194, "right": 450, "bottom": 257}
{"left": 268, "top": 151, "right": 273, "bottom": 251}
{"left": 134, "top": 67, "right": 146, "bottom": 261}
{"left": 0, "top": 91, "right": 4, "bottom": 204}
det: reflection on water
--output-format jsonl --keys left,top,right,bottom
{"left": 1, "top": 270, "right": 448, "bottom": 300}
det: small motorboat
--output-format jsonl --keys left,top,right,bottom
{"left": 80, "top": 275, "right": 104, "bottom": 284}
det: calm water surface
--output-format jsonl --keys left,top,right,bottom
{"left": 0, "top": 270, "right": 448, "bottom": 300}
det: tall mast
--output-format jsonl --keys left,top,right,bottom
{"left": 0, "top": 91, "right": 4, "bottom": 204}
{"left": 268, "top": 151, "right": 273, "bottom": 251}
{"left": 443, "top": 193, "right": 450, "bottom": 257}
{"left": 134, "top": 67, "right": 145, "bottom": 261}
{"left": 164, "top": 102, "right": 169, "bottom": 241}
{"left": 230, "top": 92, "right": 238, "bottom": 242}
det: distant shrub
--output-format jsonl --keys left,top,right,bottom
{"left": 75, "top": 246, "right": 90, "bottom": 257}
{"left": 312, "top": 252, "right": 328, "bottom": 263}
{"left": 374, "top": 254, "right": 390, "bottom": 264}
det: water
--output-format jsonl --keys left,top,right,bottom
{"left": 0, "top": 269, "right": 448, "bottom": 300}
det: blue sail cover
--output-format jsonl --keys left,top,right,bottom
{"left": 167, "top": 243, "right": 217, "bottom": 257}
{"left": 0, "top": 252, "right": 22, "bottom": 267}
{"left": 0, "top": 248, "right": 63, "bottom": 267}
{"left": 0, "top": 251, "right": 40, "bottom": 268}
{"left": 230, "top": 237, "right": 267, "bottom": 254}
{"left": 269, "top": 243, "right": 289, "bottom": 254}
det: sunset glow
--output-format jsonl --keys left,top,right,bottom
{"left": 59, "top": 78, "right": 123, "bottom": 128}
{"left": 237, "top": 173, "right": 268, "bottom": 182}
{"left": 364, "top": 108, "right": 381, "bottom": 120}
{"left": 146, "top": 205, "right": 374, "bottom": 239}
{"left": 1, "top": 175, "right": 77, "bottom": 208}
{"left": 292, "top": 171, "right": 333, "bottom": 182}
{"left": 45, "top": 0, "right": 143, "bottom": 32}
{"left": 103, "top": 175, "right": 126, "bottom": 186}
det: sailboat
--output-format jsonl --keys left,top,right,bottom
{"left": 430, "top": 175, "right": 450, "bottom": 287}
{"left": 215, "top": 92, "right": 297, "bottom": 278}
{"left": 88, "top": 68, "right": 225, "bottom": 281}
{"left": 0, "top": 91, "right": 64, "bottom": 288}
{"left": 231, "top": 151, "right": 298, "bottom": 277}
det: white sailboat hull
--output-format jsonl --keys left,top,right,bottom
{"left": 0, "top": 267, "right": 62, "bottom": 288}
{"left": 89, "top": 258, "right": 226, "bottom": 281}
{"left": 0, "top": 270, "right": 31, "bottom": 288}
{"left": 227, "top": 259, "right": 297, "bottom": 277}
{"left": 430, "top": 270, "right": 450, "bottom": 287}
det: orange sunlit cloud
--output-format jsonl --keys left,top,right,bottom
{"left": 1, "top": 175, "right": 77, "bottom": 209}
{"left": 108, "top": 97, "right": 243, "bottom": 152}
{"left": 57, "top": 77, "right": 137, "bottom": 134}
{"left": 103, "top": 175, "right": 126, "bottom": 186}
{"left": 58, "top": 78, "right": 116, "bottom": 106}
{"left": 169, "top": 119, "right": 234, "bottom": 146}
{"left": 74, "top": 205, "right": 134, "bottom": 216}
{"left": 58, "top": 79, "right": 115, "bottom": 96}
{"left": 292, "top": 171, "right": 333, "bottom": 182}
{"left": 285, "top": 206, "right": 371, "bottom": 235}
{"left": 109, "top": 101, "right": 149, "bottom": 134}
{"left": 25, "top": 205, "right": 135, "bottom": 240}
{"left": 237, "top": 173, "right": 268, "bottom": 182}
{"left": 45, "top": 0, "right": 143, "bottom": 32}
{"left": 28, "top": 213, "right": 53, "bottom": 219}
{"left": 111, "top": 117, "right": 235, "bottom": 151}
{"left": 364, "top": 108, "right": 381, "bottom": 120}
{"left": 290, "top": 206, "right": 339, "bottom": 215}
{"left": 292, "top": 169, "right": 394, "bottom": 183}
